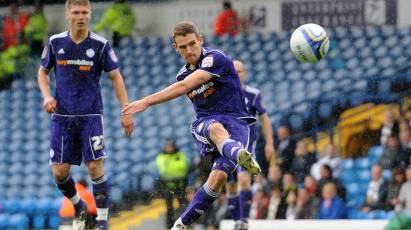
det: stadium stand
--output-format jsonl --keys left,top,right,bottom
{"left": 0, "top": 25, "right": 410, "bottom": 228}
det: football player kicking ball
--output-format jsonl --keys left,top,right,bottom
{"left": 122, "top": 21, "right": 261, "bottom": 230}
{"left": 38, "top": 0, "right": 134, "bottom": 229}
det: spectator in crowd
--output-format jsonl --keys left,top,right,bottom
{"left": 251, "top": 174, "right": 268, "bottom": 195}
{"left": 317, "top": 164, "right": 346, "bottom": 200}
{"left": 362, "top": 164, "right": 388, "bottom": 212}
{"left": 318, "top": 182, "right": 347, "bottom": 219}
{"left": 379, "top": 135, "right": 401, "bottom": 170}
{"left": 401, "top": 106, "right": 411, "bottom": 128}
{"left": 282, "top": 172, "right": 297, "bottom": 198}
{"left": 24, "top": 0, "right": 47, "bottom": 55}
{"left": 295, "top": 187, "right": 319, "bottom": 219}
{"left": 156, "top": 139, "right": 189, "bottom": 229}
{"left": 274, "top": 125, "right": 296, "bottom": 172}
{"left": 214, "top": 1, "right": 241, "bottom": 37}
{"left": 266, "top": 185, "right": 286, "bottom": 219}
{"left": 290, "top": 140, "right": 316, "bottom": 184}
{"left": 94, "top": 0, "right": 136, "bottom": 47}
{"left": 397, "top": 167, "right": 411, "bottom": 212}
{"left": 386, "top": 168, "right": 405, "bottom": 210}
{"left": 397, "top": 129, "right": 411, "bottom": 168}
{"left": 380, "top": 110, "right": 399, "bottom": 147}
{"left": 311, "top": 143, "right": 342, "bottom": 180}
{"left": 304, "top": 175, "right": 318, "bottom": 196}
{"left": 249, "top": 189, "right": 269, "bottom": 219}
{"left": 2, "top": 2, "right": 29, "bottom": 50}
{"left": 266, "top": 164, "right": 283, "bottom": 193}
{"left": 285, "top": 190, "right": 297, "bottom": 219}
{"left": 60, "top": 178, "right": 97, "bottom": 229}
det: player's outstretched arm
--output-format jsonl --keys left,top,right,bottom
{"left": 122, "top": 69, "right": 212, "bottom": 115}
{"left": 259, "top": 113, "right": 275, "bottom": 161}
{"left": 108, "top": 69, "right": 134, "bottom": 136}
{"left": 38, "top": 67, "right": 57, "bottom": 113}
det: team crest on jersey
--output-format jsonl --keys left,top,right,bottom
{"left": 201, "top": 56, "right": 213, "bottom": 68}
{"left": 86, "top": 48, "right": 95, "bottom": 58}
{"left": 109, "top": 49, "right": 118, "bottom": 62}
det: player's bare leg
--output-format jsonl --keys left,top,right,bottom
{"left": 52, "top": 163, "right": 88, "bottom": 230}
{"left": 87, "top": 159, "right": 109, "bottom": 230}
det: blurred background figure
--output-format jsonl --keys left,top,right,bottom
{"left": 274, "top": 125, "right": 296, "bottom": 173}
{"left": 23, "top": 0, "right": 47, "bottom": 56}
{"left": 156, "top": 138, "right": 189, "bottom": 229}
{"left": 361, "top": 164, "right": 388, "bottom": 212}
{"left": 59, "top": 178, "right": 97, "bottom": 229}
{"left": 94, "top": 0, "right": 136, "bottom": 47}
{"left": 386, "top": 168, "right": 405, "bottom": 211}
{"left": 1, "top": 2, "right": 29, "bottom": 50}
{"left": 379, "top": 135, "right": 401, "bottom": 170}
{"left": 380, "top": 110, "right": 399, "bottom": 147}
{"left": 290, "top": 140, "right": 316, "bottom": 184}
{"left": 311, "top": 143, "right": 342, "bottom": 180}
{"left": 397, "top": 167, "right": 411, "bottom": 212}
{"left": 295, "top": 187, "right": 319, "bottom": 219}
{"left": 214, "top": 0, "right": 241, "bottom": 37}
{"left": 316, "top": 164, "right": 346, "bottom": 201}
{"left": 318, "top": 182, "right": 347, "bottom": 219}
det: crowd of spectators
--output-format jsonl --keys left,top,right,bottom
{"left": 173, "top": 105, "right": 411, "bottom": 229}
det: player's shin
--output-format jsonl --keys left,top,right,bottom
{"left": 218, "top": 139, "right": 243, "bottom": 162}
{"left": 179, "top": 182, "right": 219, "bottom": 226}
{"left": 92, "top": 175, "right": 109, "bottom": 223}
{"left": 56, "top": 175, "right": 87, "bottom": 217}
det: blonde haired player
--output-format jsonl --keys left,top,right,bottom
{"left": 38, "top": 0, "right": 133, "bottom": 229}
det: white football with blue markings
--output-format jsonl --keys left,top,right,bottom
{"left": 290, "top": 23, "right": 330, "bottom": 63}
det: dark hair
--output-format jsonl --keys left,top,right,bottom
{"left": 223, "top": 1, "right": 232, "bottom": 9}
{"left": 322, "top": 164, "right": 333, "bottom": 177}
{"left": 172, "top": 21, "right": 200, "bottom": 43}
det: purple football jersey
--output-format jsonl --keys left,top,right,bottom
{"left": 243, "top": 85, "right": 267, "bottom": 152}
{"left": 41, "top": 31, "right": 119, "bottom": 115}
{"left": 176, "top": 48, "right": 254, "bottom": 122}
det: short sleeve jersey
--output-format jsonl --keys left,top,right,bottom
{"left": 41, "top": 31, "right": 119, "bottom": 115}
{"left": 243, "top": 85, "right": 267, "bottom": 117}
{"left": 176, "top": 48, "right": 252, "bottom": 121}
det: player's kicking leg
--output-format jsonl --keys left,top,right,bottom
{"left": 210, "top": 122, "right": 261, "bottom": 175}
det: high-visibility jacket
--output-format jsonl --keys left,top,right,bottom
{"left": 24, "top": 13, "right": 47, "bottom": 42}
{"left": 94, "top": 3, "right": 136, "bottom": 37}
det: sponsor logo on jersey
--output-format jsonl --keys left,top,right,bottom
{"left": 58, "top": 48, "right": 65, "bottom": 54}
{"left": 57, "top": 59, "right": 94, "bottom": 71}
{"left": 188, "top": 82, "right": 216, "bottom": 99}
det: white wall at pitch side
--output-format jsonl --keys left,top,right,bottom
{"left": 220, "top": 219, "right": 389, "bottom": 230}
